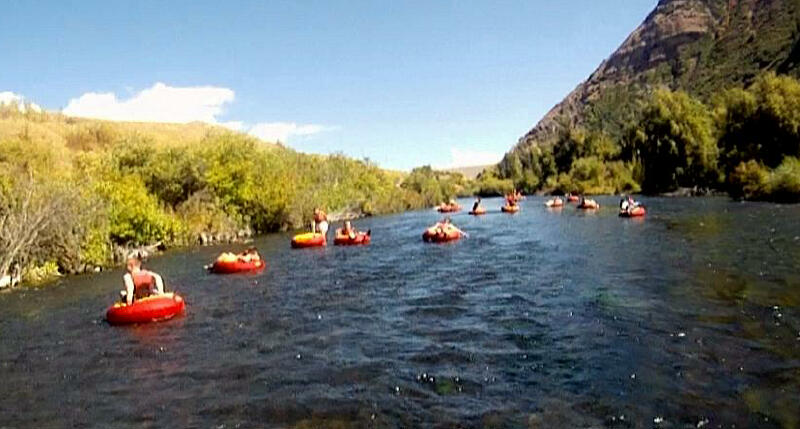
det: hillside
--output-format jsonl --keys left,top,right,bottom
{"left": 0, "top": 110, "right": 279, "bottom": 152}
{"left": 0, "top": 104, "right": 466, "bottom": 286}
{"left": 484, "top": 0, "right": 800, "bottom": 200}
{"left": 445, "top": 165, "right": 491, "bottom": 180}
{"left": 511, "top": 0, "right": 800, "bottom": 152}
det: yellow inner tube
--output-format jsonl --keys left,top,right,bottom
{"left": 294, "top": 232, "right": 323, "bottom": 242}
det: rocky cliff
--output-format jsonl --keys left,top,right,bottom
{"left": 511, "top": 0, "right": 800, "bottom": 152}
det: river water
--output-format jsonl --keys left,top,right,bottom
{"left": 1, "top": 197, "right": 799, "bottom": 428}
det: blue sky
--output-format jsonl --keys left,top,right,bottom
{"left": 1, "top": 0, "right": 656, "bottom": 170}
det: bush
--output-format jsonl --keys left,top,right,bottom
{"left": 631, "top": 88, "right": 720, "bottom": 193}
{"left": 555, "top": 157, "right": 640, "bottom": 195}
{"left": 474, "top": 169, "right": 514, "bottom": 196}
{"left": 728, "top": 157, "right": 800, "bottom": 202}
{"left": 401, "top": 166, "right": 469, "bottom": 205}
{"left": 715, "top": 73, "right": 800, "bottom": 173}
{"left": 95, "top": 173, "right": 184, "bottom": 245}
{"left": 728, "top": 160, "right": 770, "bottom": 199}
{"left": 766, "top": 157, "right": 800, "bottom": 202}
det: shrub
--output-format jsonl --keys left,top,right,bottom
{"left": 95, "top": 174, "right": 184, "bottom": 245}
{"left": 728, "top": 160, "right": 769, "bottom": 199}
{"left": 766, "top": 157, "right": 800, "bottom": 202}
{"left": 631, "top": 88, "right": 720, "bottom": 193}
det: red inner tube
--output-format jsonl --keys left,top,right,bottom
{"left": 334, "top": 232, "right": 371, "bottom": 246}
{"left": 469, "top": 208, "right": 486, "bottom": 215}
{"left": 422, "top": 228, "right": 462, "bottom": 243}
{"left": 106, "top": 293, "right": 185, "bottom": 325}
{"left": 501, "top": 205, "right": 520, "bottom": 213}
{"left": 620, "top": 206, "right": 646, "bottom": 217}
{"left": 211, "top": 259, "right": 265, "bottom": 274}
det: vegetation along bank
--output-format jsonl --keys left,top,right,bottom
{"left": 0, "top": 105, "right": 471, "bottom": 287}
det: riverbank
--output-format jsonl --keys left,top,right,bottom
{"left": 0, "top": 107, "right": 467, "bottom": 289}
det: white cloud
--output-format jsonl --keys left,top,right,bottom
{"left": 247, "top": 122, "right": 329, "bottom": 143}
{"left": 0, "top": 91, "right": 42, "bottom": 112}
{"left": 60, "top": 82, "right": 331, "bottom": 143}
{"left": 62, "top": 82, "right": 234, "bottom": 123}
{"left": 437, "top": 147, "right": 503, "bottom": 169}
{"left": 0, "top": 91, "right": 22, "bottom": 105}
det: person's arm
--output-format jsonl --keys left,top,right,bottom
{"left": 123, "top": 274, "right": 134, "bottom": 305}
{"left": 153, "top": 273, "right": 165, "bottom": 294}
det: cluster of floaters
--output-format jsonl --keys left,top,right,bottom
{"left": 105, "top": 194, "right": 646, "bottom": 325}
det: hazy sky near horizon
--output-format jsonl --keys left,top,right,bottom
{"left": 1, "top": 0, "right": 656, "bottom": 170}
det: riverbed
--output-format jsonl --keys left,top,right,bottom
{"left": 1, "top": 196, "right": 799, "bottom": 428}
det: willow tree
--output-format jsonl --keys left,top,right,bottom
{"left": 630, "top": 89, "right": 720, "bottom": 193}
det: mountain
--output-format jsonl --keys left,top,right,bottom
{"left": 510, "top": 0, "right": 800, "bottom": 153}
{"left": 444, "top": 165, "right": 492, "bottom": 180}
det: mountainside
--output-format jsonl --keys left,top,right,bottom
{"left": 512, "top": 0, "right": 800, "bottom": 152}
{"left": 478, "top": 0, "right": 800, "bottom": 201}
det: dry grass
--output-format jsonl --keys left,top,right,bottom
{"left": 0, "top": 106, "right": 277, "bottom": 153}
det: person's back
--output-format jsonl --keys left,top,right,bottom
{"left": 129, "top": 271, "right": 156, "bottom": 299}
{"left": 472, "top": 198, "right": 481, "bottom": 211}
{"left": 342, "top": 220, "right": 356, "bottom": 239}
{"left": 122, "top": 254, "right": 164, "bottom": 305}
{"left": 313, "top": 208, "right": 329, "bottom": 239}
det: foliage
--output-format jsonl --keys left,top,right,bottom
{"left": 715, "top": 73, "right": 800, "bottom": 174}
{"left": 628, "top": 88, "right": 720, "bottom": 193}
{"left": 0, "top": 169, "right": 87, "bottom": 283}
{"left": 0, "top": 105, "right": 453, "bottom": 285}
{"left": 401, "top": 166, "right": 472, "bottom": 205}
{"left": 495, "top": 73, "right": 800, "bottom": 201}
{"left": 729, "top": 157, "right": 800, "bottom": 202}
{"left": 766, "top": 157, "right": 800, "bottom": 203}
{"left": 94, "top": 172, "right": 184, "bottom": 246}
{"left": 473, "top": 168, "right": 514, "bottom": 196}
{"left": 554, "top": 157, "right": 639, "bottom": 195}
{"left": 727, "top": 160, "right": 770, "bottom": 200}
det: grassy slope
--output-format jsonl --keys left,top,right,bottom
{"left": 0, "top": 110, "right": 277, "bottom": 152}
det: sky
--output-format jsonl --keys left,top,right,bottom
{"left": 1, "top": 0, "right": 657, "bottom": 170}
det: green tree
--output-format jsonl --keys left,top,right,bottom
{"left": 715, "top": 73, "right": 800, "bottom": 176}
{"left": 631, "top": 89, "right": 719, "bottom": 193}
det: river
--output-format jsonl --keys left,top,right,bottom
{"left": 1, "top": 196, "right": 799, "bottom": 428}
